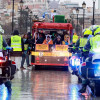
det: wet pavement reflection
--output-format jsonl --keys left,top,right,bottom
{"left": 0, "top": 67, "right": 100, "bottom": 100}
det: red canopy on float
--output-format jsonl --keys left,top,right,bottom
{"left": 32, "top": 22, "right": 73, "bottom": 30}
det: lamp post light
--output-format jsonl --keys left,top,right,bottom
{"left": 25, "top": 6, "right": 29, "bottom": 12}
{"left": 76, "top": 8, "right": 79, "bottom": 34}
{"left": 93, "top": 0, "right": 96, "bottom": 25}
{"left": 82, "top": 1, "right": 86, "bottom": 29}
{"left": 12, "top": 0, "right": 15, "bottom": 32}
{"left": 19, "top": 0, "right": 24, "bottom": 33}
{"left": 19, "top": 0, "right": 24, "bottom": 9}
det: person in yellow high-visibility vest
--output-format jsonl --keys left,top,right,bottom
{"left": 0, "top": 27, "right": 8, "bottom": 52}
{"left": 72, "top": 33, "right": 78, "bottom": 45}
{"left": 73, "top": 29, "right": 92, "bottom": 51}
{"left": 21, "top": 34, "right": 31, "bottom": 70}
{"left": 8, "top": 30, "right": 24, "bottom": 70}
{"left": 79, "top": 25, "right": 100, "bottom": 94}
{"left": 8, "top": 30, "right": 24, "bottom": 53}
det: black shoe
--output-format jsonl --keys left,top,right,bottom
{"left": 16, "top": 68, "right": 19, "bottom": 71}
{"left": 72, "top": 71, "right": 75, "bottom": 75}
{"left": 20, "top": 67, "right": 26, "bottom": 70}
{"left": 29, "top": 64, "right": 31, "bottom": 66}
{"left": 72, "top": 71, "right": 78, "bottom": 75}
{"left": 78, "top": 77, "right": 82, "bottom": 83}
{"left": 27, "top": 64, "right": 31, "bottom": 68}
{"left": 78, "top": 86, "right": 86, "bottom": 93}
{"left": 89, "top": 85, "right": 95, "bottom": 96}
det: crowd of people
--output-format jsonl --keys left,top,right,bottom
{"left": 1, "top": 24, "right": 100, "bottom": 95}
{"left": 71, "top": 25, "right": 100, "bottom": 94}
{"left": 7, "top": 30, "right": 32, "bottom": 70}
{"left": 1, "top": 30, "right": 70, "bottom": 70}
{"left": 1, "top": 25, "right": 96, "bottom": 71}
{"left": 34, "top": 32, "right": 70, "bottom": 45}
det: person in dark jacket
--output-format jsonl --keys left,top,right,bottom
{"left": 20, "top": 34, "right": 31, "bottom": 69}
{"left": 27, "top": 32, "right": 32, "bottom": 39}
{"left": 37, "top": 33, "right": 44, "bottom": 44}
{"left": 53, "top": 35, "right": 62, "bottom": 45}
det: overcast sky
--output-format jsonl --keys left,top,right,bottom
{"left": 71, "top": 0, "right": 98, "bottom": 8}
{"left": 60, "top": 0, "right": 98, "bottom": 9}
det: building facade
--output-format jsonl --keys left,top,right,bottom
{"left": 0, "top": 0, "right": 8, "bottom": 9}
{"left": 98, "top": 0, "right": 100, "bottom": 9}
{"left": 23, "top": 0, "right": 48, "bottom": 15}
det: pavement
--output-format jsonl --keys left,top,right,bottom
{"left": 0, "top": 57, "right": 100, "bottom": 100}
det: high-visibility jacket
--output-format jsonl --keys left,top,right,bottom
{"left": 24, "top": 44, "right": 28, "bottom": 50}
{"left": 0, "top": 35, "right": 3, "bottom": 50}
{"left": 72, "top": 35, "right": 78, "bottom": 43}
{"left": 11, "top": 35, "right": 22, "bottom": 51}
{"left": 90, "top": 35, "right": 100, "bottom": 53}
{"left": 79, "top": 38, "right": 88, "bottom": 47}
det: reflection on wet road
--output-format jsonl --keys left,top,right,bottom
{"left": 0, "top": 67, "right": 100, "bottom": 100}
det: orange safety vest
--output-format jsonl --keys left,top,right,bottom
{"left": 43, "top": 39, "right": 53, "bottom": 44}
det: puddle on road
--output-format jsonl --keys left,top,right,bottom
{"left": 0, "top": 68, "right": 100, "bottom": 100}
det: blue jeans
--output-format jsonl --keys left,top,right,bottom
{"left": 21, "top": 53, "right": 29, "bottom": 67}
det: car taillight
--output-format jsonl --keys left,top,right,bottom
{"left": 64, "top": 57, "right": 68, "bottom": 61}
{"left": 12, "top": 61, "right": 16, "bottom": 64}
{"left": 0, "top": 57, "right": 4, "bottom": 63}
{"left": 36, "top": 57, "right": 40, "bottom": 60}
{"left": 0, "top": 60, "right": 2, "bottom": 63}
{"left": 6, "top": 56, "right": 8, "bottom": 60}
{"left": 82, "top": 62, "right": 86, "bottom": 66}
{"left": 36, "top": 61, "right": 39, "bottom": 63}
{"left": 0, "top": 57, "right": 3, "bottom": 60}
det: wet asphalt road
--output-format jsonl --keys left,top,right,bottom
{"left": 0, "top": 65, "right": 100, "bottom": 100}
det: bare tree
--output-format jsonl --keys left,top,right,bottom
{"left": 2, "top": 22, "right": 12, "bottom": 35}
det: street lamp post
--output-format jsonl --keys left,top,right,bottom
{"left": 93, "top": 0, "right": 96, "bottom": 25}
{"left": 25, "top": 6, "right": 29, "bottom": 32}
{"left": 47, "top": 0, "right": 50, "bottom": 9}
{"left": 29, "top": 11, "right": 33, "bottom": 33}
{"left": 70, "top": 14, "right": 74, "bottom": 27}
{"left": 76, "top": 8, "right": 79, "bottom": 34}
{"left": 19, "top": 0, "right": 24, "bottom": 33}
{"left": 82, "top": 1, "right": 86, "bottom": 29}
{"left": 12, "top": 0, "right": 14, "bottom": 32}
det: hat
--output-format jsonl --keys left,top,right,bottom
{"left": 13, "top": 30, "right": 19, "bottom": 35}
{"left": 83, "top": 29, "right": 92, "bottom": 36}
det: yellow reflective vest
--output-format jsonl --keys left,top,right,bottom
{"left": 11, "top": 35, "right": 22, "bottom": 51}
{"left": 24, "top": 44, "right": 28, "bottom": 51}
{"left": 79, "top": 38, "right": 88, "bottom": 47}
{"left": 0, "top": 35, "right": 3, "bottom": 50}
{"left": 72, "top": 35, "right": 78, "bottom": 43}
{"left": 90, "top": 35, "right": 100, "bottom": 53}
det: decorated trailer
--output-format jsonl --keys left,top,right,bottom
{"left": 31, "top": 22, "right": 73, "bottom": 70}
